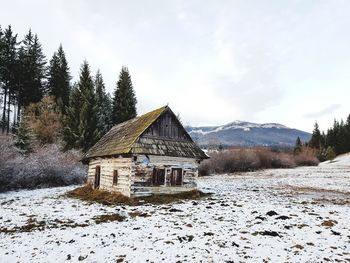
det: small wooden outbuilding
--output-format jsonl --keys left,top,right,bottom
{"left": 81, "top": 106, "right": 208, "bottom": 197}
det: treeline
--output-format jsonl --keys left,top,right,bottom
{"left": 0, "top": 24, "right": 137, "bottom": 153}
{"left": 302, "top": 115, "right": 350, "bottom": 161}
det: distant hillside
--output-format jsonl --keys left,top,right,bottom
{"left": 186, "top": 121, "right": 311, "bottom": 147}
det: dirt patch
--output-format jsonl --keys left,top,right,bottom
{"left": 93, "top": 214, "right": 126, "bottom": 224}
{"left": 65, "top": 185, "right": 210, "bottom": 206}
{"left": 321, "top": 220, "right": 337, "bottom": 228}
{"left": 0, "top": 216, "right": 89, "bottom": 234}
{"left": 128, "top": 212, "right": 151, "bottom": 218}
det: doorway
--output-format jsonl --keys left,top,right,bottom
{"left": 94, "top": 166, "right": 101, "bottom": 189}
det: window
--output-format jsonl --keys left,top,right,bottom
{"left": 113, "top": 170, "right": 118, "bottom": 185}
{"left": 152, "top": 168, "right": 165, "bottom": 186}
{"left": 170, "top": 168, "right": 183, "bottom": 186}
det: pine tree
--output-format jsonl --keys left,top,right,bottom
{"left": 345, "top": 114, "right": 350, "bottom": 153}
{"left": 62, "top": 83, "right": 82, "bottom": 150}
{"left": 47, "top": 44, "right": 71, "bottom": 113}
{"left": 309, "top": 122, "right": 322, "bottom": 149}
{"left": 13, "top": 115, "right": 33, "bottom": 155}
{"left": 77, "top": 61, "right": 98, "bottom": 152}
{"left": 0, "top": 25, "right": 18, "bottom": 134}
{"left": 95, "top": 70, "right": 112, "bottom": 139}
{"left": 18, "top": 30, "right": 46, "bottom": 110}
{"left": 0, "top": 25, "right": 4, "bottom": 129}
{"left": 112, "top": 66, "right": 137, "bottom": 125}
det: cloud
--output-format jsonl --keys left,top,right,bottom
{"left": 304, "top": 104, "right": 342, "bottom": 119}
{"left": 1, "top": 0, "right": 350, "bottom": 130}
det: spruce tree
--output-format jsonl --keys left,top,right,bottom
{"left": 112, "top": 66, "right": 137, "bottom": 125}
{"left": 95, "top": 70, "right": 112, "bottom": 139}
{"left": 0, "top": 25, "right": 3, "bottom": 128}
{"left": 0, "top": 25, "right": 18, "bottom": 134}
{"left": 13, "top": 115, "right": 33, "bottom": 155}
{"left": 309, "top": 122, "right": 322, "bottom": 149}
{"left": 62, "top": 83, "right": 82, "bottom": 150}
{"left": 77, "top": 61, "right": 98, "bottom": 152}
{"left": 345, "top": 114, "right": 350, "bottom": 153}
{"left": 18, "top": 30, "right": 46, "bottom": 109}
{"left": 294, "top": 137, "right": 302, "bottom": 154}
{"left": 47, "top": 44, "right": 71, "bottom": 113}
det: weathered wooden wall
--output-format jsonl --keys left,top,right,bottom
{"left": 87, "top": 157, "right": 132, "bottom": 197}
{"left": 142, "top": 111, "right": 192, "bottom": 141}
{"left": 88, "top": 154, "right": 199, "bottom": 197}
{"left": 130, "top": 155, "right": 199, "bottom": 197}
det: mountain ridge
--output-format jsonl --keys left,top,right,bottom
{"left": 185, "top": 121, "right": 311, "bottom": 147}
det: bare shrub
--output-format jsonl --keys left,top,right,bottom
{"left": 25, "top": 96, "right": 62, "bottom": 144}
{"left": 199, "top": 146, "right": 319, "bottom": 176}
{"left": 0, "top": 136, "right": 87, "bottom": 192}
{"left": 294, "top": 146, "right": 319, "bottom": 166}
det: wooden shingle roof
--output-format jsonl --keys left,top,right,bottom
{"left": 82, "top": 106, "right": 208, "bottom": 162}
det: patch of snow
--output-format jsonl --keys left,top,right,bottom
{"left": 1, "top": 159, "right": 350, "bottom": 262}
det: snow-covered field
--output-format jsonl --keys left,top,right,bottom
{"left": 1, "top": 155, "right": 350, "bottom": 263}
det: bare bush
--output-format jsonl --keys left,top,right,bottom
{"left": 199, "top": 147, "right": 319, "bottom": 176}
{"left": 0, "top": 136, "right": 87, "bottom": 192}
{"left": 25, "top": 96, "right": 62, "bottom": 144}
{"left": 294, "top": 146, "right": 319, "bottom": 166}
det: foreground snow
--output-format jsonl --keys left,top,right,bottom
{"left": 1, "top": 156, "right": 350, "bottom": 262}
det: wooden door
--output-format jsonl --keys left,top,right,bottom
{"left": 170, "top": 168, "right": 183, "bottom": 186}
{"left": 94, "top": 166, "right": 101, "bottom": 189}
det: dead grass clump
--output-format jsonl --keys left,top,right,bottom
{"left": 66, "top": 186, "right": 135, "bottom": 205}
{"left": 141, "top": 189, "right": 210, "bottom": 205}
{"left": 93, "top": 214, "right": 126, "bottom": 224}
{"left": 321, "top": 220, "right": 337, "bottom": 228}
{"left": 66, "top": 185, "right": 210, "bottom": 206}
{"left": 0, "top": 217, "right": 46, "bottom": 234}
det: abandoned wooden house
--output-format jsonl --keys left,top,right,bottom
{"left": 81, "top": 106, "right": 208, "bottom": 197}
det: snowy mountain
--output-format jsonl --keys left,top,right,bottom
{"left": 186, "top": 121, "right": 311, "bottom": 147}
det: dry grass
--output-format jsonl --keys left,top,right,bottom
{"left": 321, "top": 220, "right": 337, "bottom": 228}
{"left": 66, "top": 185, "right": 210, "bottom": 206}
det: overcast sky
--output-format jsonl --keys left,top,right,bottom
{"left": 1, "top": 0, "right": 350, "bottom": 132}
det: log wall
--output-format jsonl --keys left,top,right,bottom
{"left": 87, "top": 155, "right": 199, "bottom": 197}
{"left": 87, "top": 157, "right": 132, "bottom": 197}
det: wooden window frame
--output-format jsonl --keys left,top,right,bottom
{"left": 170, "top": 168, "right": 183, "bottom": 186}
